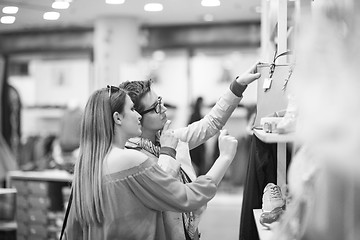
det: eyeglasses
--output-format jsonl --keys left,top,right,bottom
{"left": 107, "top": 85, "right": 120, "bottom": 98}
{"left": 140, "top": 96, "right": 163, "bottom": 115}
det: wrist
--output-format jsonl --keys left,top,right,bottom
{"left": 230, "top": 78, "right": 247, "bottom": 97}
{"left": 218, "top": 154, "right": 234, "bottom": 163}
{"left": 160, "top": 146, "right": 177, "bottom": 159}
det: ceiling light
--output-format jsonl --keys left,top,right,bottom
{"left": 106, "top": 0, "right": 125, "bottom": 4}
{"left": 1, "top": 16, "right": 16, "bottom": 24}
{"left": 43, "top": 11, "right": 60, "bottom": 20}
{"left": 144, "top": 3, "right": 163, "bottom": 12}
{"left": 52, "top": 1, "right": 70, "bottom": 9}
{"left": 201, "top": 0, "right": 221, "bottom": 7}
{"left": 2, "top": 6, "right": 19, "bottom": 14}
{"left": 203, "top": 14, "right": 214, "bottom": 22}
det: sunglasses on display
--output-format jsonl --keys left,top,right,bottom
{"left": 140, "top": 96, "right": 163, "bottom": 115}
{"left": 107, "top": 85, "right": 120, "bottom": 98}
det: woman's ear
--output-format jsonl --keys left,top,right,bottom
{"left": 113, "top": 112, "right": 123, "bottom": 125}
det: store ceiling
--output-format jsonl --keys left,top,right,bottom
{"left": 0, "top": 0, "right": 261, "bottom": 32}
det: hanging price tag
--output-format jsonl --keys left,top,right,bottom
{"left": 263, "top": 78, "right": 272, "bottom": 91}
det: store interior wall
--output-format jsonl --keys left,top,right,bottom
{"left": 0, "top": 21, "right": 260, "bottom": 181}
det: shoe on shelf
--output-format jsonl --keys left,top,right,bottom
{"left": 262, "top": 183, "right": 285, "bottom": 212}
{"left": 259, "top": 206, "right": 284, "bottom": 229}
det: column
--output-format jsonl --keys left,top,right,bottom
{"left": 93, "top": 16, "right": 141, "bottom": 91}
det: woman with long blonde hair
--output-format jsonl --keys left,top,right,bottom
{"left": 64, "top": 86, "right": 239, "bottom": 240}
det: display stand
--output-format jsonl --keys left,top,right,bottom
{"left": 252, "top": 209, "right": 275, "bottom": 240}
{"left": 252, "top": 129, "right": 294, "bottom": 240}
{"left": 253, "top": 0, "right": 312, "bottom": 239}
{"left": 6, "top": 170, "right": 72, "bottom": 240}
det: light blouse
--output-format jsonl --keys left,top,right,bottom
{"left": 64, "top": 158, "right": 217, "bottom": 240}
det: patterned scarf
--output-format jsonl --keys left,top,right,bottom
{"left": 128, "top": 135, "right": 197, "bottom": 239}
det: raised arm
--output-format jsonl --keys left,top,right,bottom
{"left": 174, "top": 62, "right": 261, "bottom": 150}
{"left": 205, "top": 129, "right": 238, "bottom": 185}
{"left": 121, "top": 130, "right": 238, "bottom": 212}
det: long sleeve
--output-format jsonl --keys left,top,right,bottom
{"left": 157, "top": 153, "right": 181, "bottom": 177}
{"left": 174, "top": 87, "right": 242, "bottom": 150}
{"left": 108, "top": 159, "right": 217, "bottom": 212}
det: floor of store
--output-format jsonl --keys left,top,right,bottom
{"left": 198, "top": 182, "right": 243, "bottom": 240}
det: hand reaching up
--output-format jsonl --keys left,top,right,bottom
{"left": 236, "top": 61, "right": 261, "bottom": 86}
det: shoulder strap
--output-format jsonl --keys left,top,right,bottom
{"left": 59, "top": 188, "right": 73, "bottom": 240}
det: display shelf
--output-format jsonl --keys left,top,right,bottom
{"left": 6, "top": 170, "right": 72, "bottom": 184}
{"left": 7, "top": 170, "right": 72, "bottom": 240}
{"left": 253, "top": 129, "right": 295, "bottom": 143}
{"left": 0, "top": 221, "right": 17, "bottom": 231}
{"left": 253, "top": 209, "right": 276, "bottom": 240}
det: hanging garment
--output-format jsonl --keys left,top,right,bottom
{"left": 239, "top": 134, "right": 291, "bottom": 240}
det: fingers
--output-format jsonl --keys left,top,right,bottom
{"left": 236, "top": 62, "right": 262, "bottom": 86}
{"left": 219, "top": 129, "right": 229, "bottom": 137}
{"left": 248, "top": 61, "right": 261, "bottom": 74}
{"left": 219, "top": 129, "right": 237, "bottom": 142}
{"left": 162, "top": 120, "right": 172, "bottom": 131}
{"left": 241, "top": 73, "right": 261, "bottom": 85}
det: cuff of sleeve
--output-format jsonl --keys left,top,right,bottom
{"left": 160, "top": 146, "right": 177, "bottom": 159}
{"left": 230, "top": 77, "right": 247, "bottom": 97}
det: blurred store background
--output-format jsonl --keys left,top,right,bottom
{"left": 3, "top": 1, "right": 360, "bottom": 240}
{"left": 0, "top": 0, "right": 286, "bottom": 239}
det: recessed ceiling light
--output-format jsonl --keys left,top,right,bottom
{"left": 203, "top": 14, "right": 214, "bottom": 22}
{"left": 52, "top": 1, "right": 70, "bottom": 9}
{"left": 1, "top": 16, "right": 16, "bottom": 24}
{"left": 106, "top": 0, "right": 125, "bottom": 4}
{"left": 144, "top": 3, "right": 163, "bottom": 12}
{"left": 201, "top": 0, "right": 221, "bottom": 7}
{"left": 2, "top": 6, "right": 19, "bottom": 14}
{"left": 43, "top": 11, "right": 60, "bottom": 20}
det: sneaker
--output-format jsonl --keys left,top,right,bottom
{"left": 259, "top": 206, "right": 284, "bottom": 229}
{"left": 262, "top": 183, "right": 285, "bottom": 212}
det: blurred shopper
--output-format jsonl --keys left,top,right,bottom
{"left": 59, "top": 99, "right": 82, "bottom": 153}
{"left": 120, "top": 63, "right": 260, "bottom": 240}
{"left": 188, "top": 96, "right": 206, "bottom": 175}
{"left": 64, "top": 86, "right": 239, "bottom": 240}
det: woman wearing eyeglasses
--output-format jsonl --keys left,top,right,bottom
{"left": 119, "top": 63, "right": 260, "bottom": 240}
{"left": 64, "top": 86, "right": 240, "bottom": 240}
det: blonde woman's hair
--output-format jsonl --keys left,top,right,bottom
{"left": 72, "top": 87, "right": 127, "bottom": 225}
